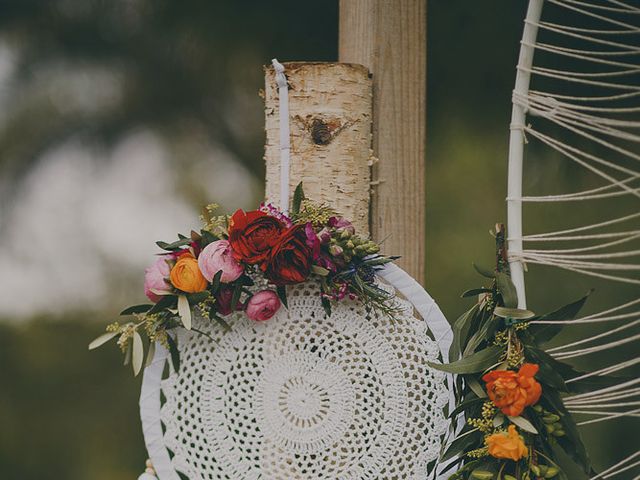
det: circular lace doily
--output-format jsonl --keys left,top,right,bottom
{"left": 158, "top": 280, "right": 449, "bottom": 480}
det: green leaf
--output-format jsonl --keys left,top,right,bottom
{"left": 442, "top": 427, "right": 483, "bottom": 461}
{"left": 148, "top": 294, "right": 177, "bottom": 314}
{"left": 178, "top": 295, "right": 192, "bottom": 330}
{"left": 166, "top": 334, "right": 180, "bottom": 372}
{"left": 311, "top": 265, "right": 331, "bottom": 276}
{"left": 524, "top": 346, "right": 568, "bottom": 392}
{"left": 120, "top": 304, "right": 153, "bottom": 316}
{"left": 187, "top": 291, "right": 210, "bottom": 305}
{"left": 528, "top": 291, "right": 591, "bottom": 344}
{"left": 473, "top": 263, "right": 495, "bottom": 278}
{"left": 276, "top": 285, "right": 288, "bottom": 309}
{"left": 507, "top": 415, "right": 538, "bottom": 434}
{"left": 463, "top": 313, "right": 500, "bottom": 357}
{"left": 211, "top": 270, "right": 223, "bottom": 293}
{"left": 231, "top": 282, "right": 243, "bottom": 311}
{"left": 430, "top": 345, "right": 503, "bottom": 374}
{"left": 88, "top": 331, "right": 118, "bottom": 350}
{"left": 200, "top": 230, "right": 218, "bottom": 246}
{"left": 449, "top": 303, "right": 480, "bottom": 362}
{"left": 449, "top": 396, "right": 484, "bottom": 418}
{"left": 543, "top": 389, "right": 591, "bottom": 473}
{"left": 291, "top": 182, "right": 305, "bottom": 215}
{"left": 461, "top": 288, "right": 492, "bottom": 298}
{"left": 209, "top": 310, "right": 231, "bottom": 332}
{"left": 156, "top": 238, "right": 191, "bottom": 251}
{"left": 132, "top": 331, "right": 144, "bottom": 376}
{"left": 495, "top": 272, "right": 518, "bottom": 308}
{"left": 467, "top": 376, "right": 488, "bottom": 398}
{"left": 321, "top": 296, "right": 332, "bottom": 318}
{"left": 493, "top": 306, "right": 535, "bottom": 319}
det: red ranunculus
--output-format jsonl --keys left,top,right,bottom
{"left": 263, "top": 224, "right": 312, "bottom": 285}
{"left": 228, "top": 209, "right": 285, "bottom": 265}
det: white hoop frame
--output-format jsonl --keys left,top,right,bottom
{"left": 139, "top": 264, "right": 455, "bottom": 480}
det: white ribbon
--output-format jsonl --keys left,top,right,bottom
{"left": 272, "top": 58, "right": 291, "bottom": 215}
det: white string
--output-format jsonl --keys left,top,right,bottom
{"left": 524, "top": 234, "right": 640, "bottom": 253}
{"left": 547, "top": 319, "right": 640, "bottom": 352}
{"left": 576, "top": 407, "right": 640, "bottom": 425}
{"left": 591, "top": 452, "right": 640, "bottom": 480}
{"left": 567, "top": 359, "right": 640, "bottom": 384}
{"left": 566, "top": 386, "right": 640, "bottom": 403}
{"left": 560, "top": 0, "right": 640, "bottom": 14}
{"left": 532, "top": 309, "right": 640, "bottom": 325}
{"left": 512, "top": 212, "right": 640, "bottom": 240}
{"left": 271, "top": 58, "right": 291, "bottom": 215}
{"left": 551, "top": 332, "right": 640, "bottom": 359}
{"left": 548, "top": 0, "right": 640, "bottom": 29}
{"left": 568, "top": 377, "right": 640, "bottom": 401}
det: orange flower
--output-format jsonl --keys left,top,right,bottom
{"left": 486, "top": 425, "right": 528, "bottom": 461}
{"left": 482, "top": 363, "right": 542, "bottom": 417}
{"left": 170, "top": 252, "right": 208, "bottom": 293}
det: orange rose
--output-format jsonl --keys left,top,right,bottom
{"left": 170, "top": 252, "right": 208, "bottom": 293}
{"left": 486, "top": 425, "right": 528, "bottom": 461}
{"left": 482, "top": 363, "right": 542, "bottom": 417}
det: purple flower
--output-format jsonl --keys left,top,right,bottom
{"left": 304, "top": 223, "right": 321, "bottom": 260}
{"left": 259, "top": 202, "right": 293, "bottom": 227}
{"left": 328, "top": 217, "right": 355, "bottom": 235}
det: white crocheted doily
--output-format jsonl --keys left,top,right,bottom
{"left": 160, "top": 280, "right": 449, "bottom": 480}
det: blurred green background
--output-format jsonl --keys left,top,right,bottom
{"left": 0, "top": 1, "right": 637, "bottom": 479}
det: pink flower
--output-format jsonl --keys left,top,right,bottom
{"left": 245, "top": 290, "right": 281, "bottom": 322}
{"left": 144, "top": 256, "right": 172, "bottom": 302}
{"left": 198, "top": 240, "right": 244, "bottom": 283}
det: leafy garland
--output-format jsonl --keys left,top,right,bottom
{"left": 431, "top": 225, "right": 607, "bottom": 480}
{"left": 89, "top": 184, "right": 397, "bottom": 375}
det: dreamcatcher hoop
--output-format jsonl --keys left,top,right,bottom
{"left": 139, "top": 263, "right": 455, "bottom": 480}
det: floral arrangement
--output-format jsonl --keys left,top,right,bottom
{"left": 89, "top": 184, "right": 397, "bottom": 375}
{"left": 432, "top": 225, "right": 598, "bottom": 480}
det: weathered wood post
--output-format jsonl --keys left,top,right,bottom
{"left": 339, "top": 0, "right": 427, "bottom": 284}
{"left": 264, "top": 62, "right": 373, "bottom": 235}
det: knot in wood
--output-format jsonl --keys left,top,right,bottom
{"left": 311, "top": 118, "right": 333, "bottom": 145}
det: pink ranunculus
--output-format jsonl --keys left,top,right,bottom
{"left": 245, "top": 290, "right": 281, "bottom": 322}
{"left": 144, "top": 256, "right": 172, "bottom": 302}
{"left": 198, "top": 240, "right": 244, "bottom": 283}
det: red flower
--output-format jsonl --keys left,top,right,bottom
{"left": 228, "top": 209, "right": 285, "bottom": 265}
{"left": 263, "top": 225, "right": 312, "bottom": 285}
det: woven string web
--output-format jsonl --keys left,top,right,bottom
{"left": 159, "top": 280, "right": 449, "bottom": 480}
{"left": 507, "top": 0, "right": 640, "bottom": 477}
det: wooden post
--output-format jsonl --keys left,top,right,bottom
{"left": 264, "top": 62, "right": 373, "bottom": 235}
{"left": 339, "top": 0, "right": 427, "bottom": 284}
